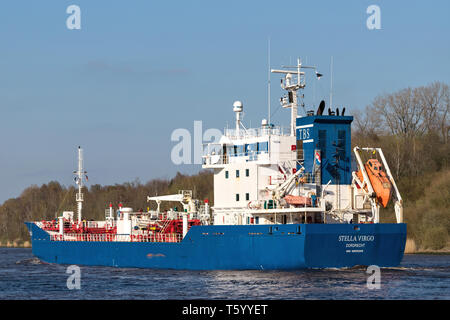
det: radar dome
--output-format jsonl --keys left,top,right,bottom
{"left": 233, "top": 100, "right": 243, "bottom": 112}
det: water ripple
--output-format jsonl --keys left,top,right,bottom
{"left": 1, "top": 248, "right": 449, "bottom": 300}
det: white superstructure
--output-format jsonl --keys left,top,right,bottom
{"left": 202, "top": 58, "right": 402, "bottom": 226}
{"left": 203, "top": 59, "right": 325, "bottom": 225}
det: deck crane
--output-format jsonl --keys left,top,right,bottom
{"left": 147, "top": 190, "right": 195, "bottom": 214}
{"left": 269, "top": 166, "right": 306, "bottom": 205}
{"left": 352, "top": 147, "right": 403, "bottom": 223}
{"left": 147, "top": 190, "right": 197, "bottom": 237}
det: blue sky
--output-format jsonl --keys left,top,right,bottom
{"left": 0, "top": 0, "right": 449, "bottom": 203}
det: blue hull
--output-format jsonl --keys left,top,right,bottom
{"left": 25, "top": 222, "right": 406, "bottom": 270}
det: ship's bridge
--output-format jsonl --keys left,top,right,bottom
{"left": 202, "top": 124, "right": 295, "bottom": 168}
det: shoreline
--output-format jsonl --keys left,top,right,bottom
{"left": 0, "top": 241, "right": 31, "bottom": 248}
{"left": 407, "top": 251, "right": 450, "bottom": 255}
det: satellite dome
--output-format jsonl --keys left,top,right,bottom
{"left": 233, "top": 100, "right": 243, "bottom": 112}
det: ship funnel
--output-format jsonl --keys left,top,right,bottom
{"left": 317, "top": 100, "right": 325, "bottom": 115}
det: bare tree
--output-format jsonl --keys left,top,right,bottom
{"left": 355, "top": 82, "right": 450, "bottom": 178}
{"left": 417, "top": 82, "right": 449, "bottom": 143}
{"left": 353, "top": 105, "right": 380, "bottom": 136}
{"left": 371, "top": 87, "right": 426, "bottom": 138}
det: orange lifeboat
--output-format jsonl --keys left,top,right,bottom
{"left": 356, "top": 159, "right": 392, "bottom": 208}
{"left": 284, "top": 195, "right": 312, "bottom": 206}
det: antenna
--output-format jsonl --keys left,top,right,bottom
{"left": 74, "top": 146, "right": 87, "bottom": 224}
{"left": 268, "top": 37, "right": 271, "bottom": 125}
{"left": 329, "top": 56, "right": 333, "bottom": 109}
{"left": 313, "top": 70, "right": 316, "bottom": 107}
{"left": 272, "top": 57, "right": 322, "bottom": 135}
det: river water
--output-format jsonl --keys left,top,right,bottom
{"left": 0, "top": 248, "right": 448, "bottom": 300}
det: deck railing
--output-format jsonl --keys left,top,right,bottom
{"left": 224, "top": 126, "right": 290, "bottom": 138}
{"left": 50, "top": 232, "right": 183, "bottom": 243}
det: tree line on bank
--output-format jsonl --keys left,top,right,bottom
{"left": 353, "top": 81, "right": 449, "bottom": 250}
{"left": 0, "top": 82, "right": 448, "bottom": 250}
{"left": 0, "top": 171, "right": 213, "bottom": 245}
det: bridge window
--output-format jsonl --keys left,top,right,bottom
{"left": 260, "top": 142, "right": 268, "bottom": 152}
{"left": 227, "top": 146, "right": 234, "bottom": 157}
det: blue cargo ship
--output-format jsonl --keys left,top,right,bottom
{"left": 25, "top": 59, "right": 406, "bottom": 269}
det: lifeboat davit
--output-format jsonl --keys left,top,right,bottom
{"left": 356, "top": 159, "right": 392, "bottom": 208}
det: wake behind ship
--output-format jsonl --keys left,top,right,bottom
{"left": 25, "top": 59, "right": 406, "bottom": 270}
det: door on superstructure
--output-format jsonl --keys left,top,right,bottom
{"left": 296, "top": 140, "right": 304, "bottom": 161}
{"left": 223, "top": 145, "right": 228, "bottom": 164}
